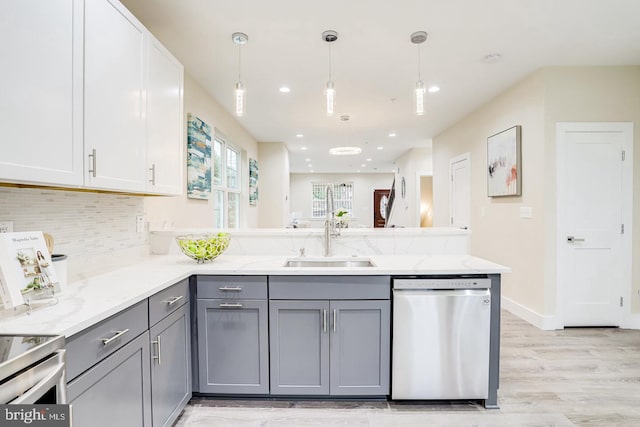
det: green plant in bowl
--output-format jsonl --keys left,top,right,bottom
{"left": 175, "top": 233, "right": 230, "bottom": 263}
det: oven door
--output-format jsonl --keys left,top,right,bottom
{"left": 0, "top": 350, "right": 67, "bottom": 404}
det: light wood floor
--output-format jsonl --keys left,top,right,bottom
{"left": 176, "top": 310, "right": 640, "bottom": 426}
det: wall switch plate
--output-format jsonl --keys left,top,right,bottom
{"left": 136, "top": 215, "right": 145, "bottom": 233}
{"left": 0, "top": 221, "right": 14, "bottom": 233}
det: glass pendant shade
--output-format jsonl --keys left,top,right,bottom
{"left": 235, "top": 81, "right": 245, "bottom": 117}
{"left": 415, "top": 80, "right": 425, "bottom": 116}
{"left": 325, "top": 80, "right": 335, "bottom": 116}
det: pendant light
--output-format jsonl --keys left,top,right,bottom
{"left": 411, "top": 31, "right": 428, "bottom": 116}
{"left": 232, "top": 32, "right": 248, "bottom": 117}
{"left": 322, "top": 30, "right": 338, "bottom": 116}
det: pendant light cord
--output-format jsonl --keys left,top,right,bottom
{"left": 328, "top": 42, "right": 332, "bottom": 82}
{"left": 238, "top": 43, "right": 242, "bottom": 81}
{"left": 417, "top": 44, "right": 422, "bottom": 81}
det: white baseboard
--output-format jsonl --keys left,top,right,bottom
{"left": 501, "top": 296, "right": 558, "bottom": 330}
{"left": 622, "top": 313, "right": 640, "bottom": 329}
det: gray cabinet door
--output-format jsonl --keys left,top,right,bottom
{"left": 149, "top": 304, "right": 191, "bottom": 427}
{"left": 197, "top": 299, "right": 269, "bottom": 394}
{"left": 329, "top": 300, "right": 390, "bottom": 396}
{"left": 269, "top": 300, "right": 330, "bottom": 395}
{"left": 68, "top": 331, "right": 151, "bottom": 427}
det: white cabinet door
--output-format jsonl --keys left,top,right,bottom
{"left": 146, "top": 35, "right": 184, "bottom": 195}
{"left": 0, "top": 0, "right": 83, "bottom": 186}
{"left": 84, "top": 0, "right": 147, "bottom": 192}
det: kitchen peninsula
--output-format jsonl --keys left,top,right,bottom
{"left": 0, "top": 228, "right": 508, "bottom": 426}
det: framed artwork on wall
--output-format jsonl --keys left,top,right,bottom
{"left": 487, "top": 125, "right": 522, "bottom": 197}
{"left": 186, "top": 113, "right": 212, "bottom": 199}
{"left": 249, "top": 158, "right": 258, "bottom": 205}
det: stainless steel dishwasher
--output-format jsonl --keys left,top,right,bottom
{"left": 392, "top": 277, "right": 491, "bottom": 400}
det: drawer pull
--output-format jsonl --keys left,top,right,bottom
{"left": 152, "top": 335, "right": 162, "bottom": 365}
{"left": 101, "top": 329, "right": 129, "bottom": 346}
{"left": 219, "top": 302, "right": 243, "bottom": 308}
{"left": 166, "top": 295, "right": 184, "bottom": 306}
{"left": 219, "top": 286, "right": 243, "bottom": 291}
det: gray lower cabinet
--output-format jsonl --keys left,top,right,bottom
{"left": 269, "top": 300, "right": 330, "bottom": 395}
{"left": 269, "top": 299, "right": 390, "bottom": 396}
{"left": 67, "top": 331, "right": 152, "bottom": 427}
{"left": 196, "top": 299, "right": 269, "bottom": 394}
{"left": 149, "top": 304, "right": 191, "bottom": 427}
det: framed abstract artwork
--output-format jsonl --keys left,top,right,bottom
{"left": 487, "top": 125, "right": 522, "bottom": 197}
{"left": 186, "top": 113, "right": 212, "bottom": 199}
{"left": 249, "top": 158, "right": 258, "bottom": 205}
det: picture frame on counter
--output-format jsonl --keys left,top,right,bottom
{"left": 487, "top": 125, "right": 522, "bottom": 197}
{"left": 0, "top": 231, "right": 64, "bottom": 310}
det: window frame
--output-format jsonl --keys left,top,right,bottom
{"left": 212, "top": 133, "right": 242, "bottom": 229}
{"left": 310, "top": 181, "right": 354, "bottom": 219}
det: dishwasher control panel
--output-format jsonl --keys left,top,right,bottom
{"left": 393, "top": 278, "right": 491, "bottom": 290}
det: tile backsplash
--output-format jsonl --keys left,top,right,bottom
{"left": 0, "top": 187, "right": 147, "bottom": 280}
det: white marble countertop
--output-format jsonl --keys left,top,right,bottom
{"left": 0, "top": 254, "right": 508, "bottom": 338}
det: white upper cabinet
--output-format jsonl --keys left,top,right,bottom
{"left": 146, "top": 36, "right": 184, "bottom": 195}
{"left": 84, "top": 0, "right": 148, "bottom": 192}
{"left": 0, "top": 0, "right": 83, "bottom": 186}
{"left": 0, "top": 0, "right": 184, "bottom": 194}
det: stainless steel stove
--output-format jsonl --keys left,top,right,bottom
{"left": 0, "top": 334, "right": 66, "bottom": 404}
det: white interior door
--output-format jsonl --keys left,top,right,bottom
{"left": 450, "top": 153, "right": 471, "bottom": 229}
{"left": 557, "top": 122, "right": 632, "bottom": 327}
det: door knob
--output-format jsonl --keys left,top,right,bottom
{"left": 567, "top": 236, "right": 585, "bottom": 243}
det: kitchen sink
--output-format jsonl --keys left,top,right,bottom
{"left": 284, "top": 258, "right": 375, "bottom": 268}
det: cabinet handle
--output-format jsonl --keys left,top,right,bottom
{"left": 218, "top": 286, "right": 242, "bottom": 291}
{"left": 322, "top": 309, "right": 327, "bottom": 333}
{"left": 151, "top": 335, "right": 161, "bottom": 365}
{"left": 219, "top": 302, "right": 243, "bottom": 308}
{"left": 101, "top": 329, "right": 129, "bottom": 346}
{"left": 333, "top": 309, "right": 337, "bottom": 333}
{"left": 166, "top": 295, "right": 184, "bottom": 306}
{"left": 88, "top": 148, "right": 97, "bottom": 177}
{"left": 149, "top": 163, "right": 156, "bottom": 185}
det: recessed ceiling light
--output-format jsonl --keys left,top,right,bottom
{"left": 482, "top": 53, "right": 502, "bottom": 63}
{"left": 428, "top": 85, "right": 440, "bottom": 93}
{"left": 310, "top": 170, "right": 314, "bottom": 173}
{"left": 279, "top": 86, "right": 290, "bottom": 93}
{"left": 361, "top": 164, "right": 366, "bottom": 167}
{"left": 296, "top": 134, "right": 304, "bottom": 138}
{"left": 301, "top": 146, "right": 308, "bottom": 150}
{"left": 388, "top": 132, "right": 396, "bottom": 137}
{"left": 357, "top": 170, "right": 361, "bottom": 173}
{"left": 305, "top": 158, "right": 311, "bottom": 162}
{"left": 308, "top": 164, "right": 313, "bottom": 167}
{"left": 329, "top": 147, "right": 362, "bottom": 156}
{"left": 366, "top": 158, "right": 372, "bottom": 162}
{"left": 377, "top": 146, "right": 384, "bottom": 150}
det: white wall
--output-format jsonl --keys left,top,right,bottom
{"left": 433, "top": 66, "right": 640, "bottom": 319}
{"left": 388, "top": 147, "right": 433, "bottom": 227}
{"left": 144, "top": 72, "right": 259, "bottom": 229}
{"left": 258, "top": 142, "right": 290, "bottom": 228}
{"left": 290, "top": 173, "right": 394, "bottom": 228}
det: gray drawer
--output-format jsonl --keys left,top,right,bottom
{"left": 66, "top": 300, "right": 149, "bottom": 381}
{"left": 269, "top": 275, "right": 390, "bottom": 300}
{"left": 149, "top": 278, "right": 189, "bottom": 326}
{"left": 197, "top": 275, "right": 267, "bottom": 300}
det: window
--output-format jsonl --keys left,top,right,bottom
{"left": 213, "top": 134, "right": 241, "bottom": 229}
{"left": 311, "top": 182, "right": 354, "bottom": 218}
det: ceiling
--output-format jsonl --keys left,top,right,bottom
{"left": 122, "top": 0, "right": 640, "bottom": 173}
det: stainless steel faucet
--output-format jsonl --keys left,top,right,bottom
{"left": 324, "top": 184, "right": 340, "bottom": 256}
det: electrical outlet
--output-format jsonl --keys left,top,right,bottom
{"left": 136, "top": 215, "right": 145, "bottom": 233}
{"left": 0, "top": 221, "right": 14, "bottom": 233}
